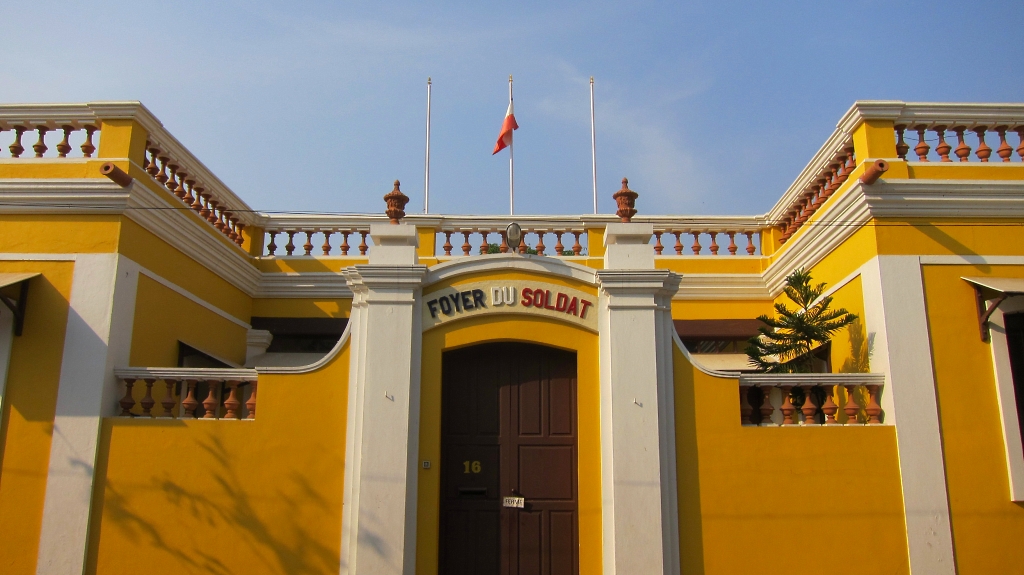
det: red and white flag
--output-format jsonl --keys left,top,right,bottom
{"left": 492, "top": 101, "right": 519, "bottom": 155}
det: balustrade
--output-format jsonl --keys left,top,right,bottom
{"left": 895, "top": 123, "right": 1024, "bottom": 163}
{"left": 737, "top": 374, "right": 884, "bottom": 426}
{"left": 0, "top": 120, "right": 99, "bottom": 159}
{"left": 114, "top": 368, "right": 258, "bottom": 420}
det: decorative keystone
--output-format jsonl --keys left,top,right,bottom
{"left": 384, "top": 180, "right": 410, "bottom": 224}
{"left": 612, "top": 177, "right": 638, "bottom": 222}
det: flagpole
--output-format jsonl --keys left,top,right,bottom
{"left": 590, "top": 76, "right": 597, "bottom": 215}
{"left": 424, "top": 77, "right": 431, "bottom": 213}
{"left": 509, "top": 74, "right": 514, "bottom": 215}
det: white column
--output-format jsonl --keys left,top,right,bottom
{"left": 341, "top": 224, "right": 427, "bottom": 575}
{"left": 36, "top": 253, "right": 140, "bottom": 575}
{"left": 598, "top": 223, "right": 681, "bottom": 575}
{"left": 860, "top": 255, "right": 956, "bottom": 575}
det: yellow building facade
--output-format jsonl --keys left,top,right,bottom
{"left": 1, "top": 101, "right": 1023, "bottom": 574}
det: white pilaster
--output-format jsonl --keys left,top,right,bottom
{"left": 341, "top": 224, "right": 426, "bottom": 575}
{"left": 0, "top": 303, "right": 14, "bottom": 432}
{"left": 860, "top": 256, "right": 956, "bottom": 575}
{"left": 598, "top": 223, "right": 681, "bottom": 575}
{"left": 36, "top": 253, "right": 140, "bottom": 575}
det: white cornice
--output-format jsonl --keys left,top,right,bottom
{"left": 113, "top": 366, "right": 258, "bottom": 381}
{"left": 425, "top": 253, "right": 599, "bottom": 287}
{"left": 673, "top": 274, "right": 769, "bottom": 300}
{"left": 0, "top": 178, "right": 129, "bottom": 211}
{"left": 863, "top": 179, "right": 1024, "bottom": 218}
{"left": 739, "top": 372, "right": 885, "bottom": 386}
{"left": 255, "top": 272, "right": 354, "bottom": 298}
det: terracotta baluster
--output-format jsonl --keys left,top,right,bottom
{"left": 914, "top": 126, "right": 930, "bottom": 161}
{"left": 673, "top": 231, "right": 683, "bottom": 254}
{"left": 341, "top": 231, "right": 351, "bottom": 255}
{"left": 952, "top": 126, "right": 971, "bottom": 162}
{"left": 9, "top": 126, "right": 25, "bottom": 158}
{"left": 779, "top": 217, "right": 792, "bottom": 244}
{"left": 779, "top": 385, "right": 796, "bottom": 425}
{"left": 499, "top": 232, "right": 509, "bottom": 253}
{"left": 285, "top": 231, "right": 296, "bottom": 255}
{"left": 203, "top": 381, "right": 220, "bottom": 419}
{"left": 572, "top": 232, "right": 582, "bottom": 255}
{"left": 146, "top": 148, "right": 160, "bottom": 176}
{"left": 758, "top": 386, "right": 774, "bottom": 425}
{"left": 216, "top": 208, "right": 229, "bottom": 233}
{"left": 183, "top": 179, "right": 196, "bottom": 205}
{"left": 803, "top": 186, "right": 821, "bottom": 216}
{"left": 653, "top": 231, "right": 664, "bottom": 255}
{"left": 206, "top": 199, "right": 220, "bottom": 224}
{"left": 266, "top": 231, "right": 278, "bottom": 255}
{"left": 894, "top": 125, "right": 909, "bottom": 160}
{"left": 119, "top": 378, "right": 137, "bottom": 416}
{"left": 235, "top": 223, "right": 245, "bottom": 247}
{"left": 843, "top": 384, "right": 860, "bottom": 424}
{"left": 708, "top": 232, "right": 719, "bottom": 255}
{"left": 165, "top": 163, "right": 179, "bottom": 192}
{"left": 246, "top": 382, "right": 258, "bottom": 419}
{"left": 994, "top": 127, "right": 1013, "bottom": 162}
{"left": 56, "top": 126, "right": 73, "bottom": 157}
{"left": 517, "top": 234, "right": 527, "bottom": 254}
{"left": 303, "top": 231, "right": 314, "bottom": 256}
{"left": 974, "top": 127, "right": 992, "bottom": 162}
{"left": 821, "top": 385, "right": 839, "bottom": 424}
{"left": 691, "top": 232, "right": 701, "bottom": 255}
{"left": 182, "top": 380, "right": 199, "bottom": 417}
{"left": 1015, "top": 128, "right": 1024, "bottom": 161}
{"left": 536, "top": 232, "right": 546, "bottom": 255}
{"left": 740, "top": 386, "right": 753, "bottom": 425}
{"left": 228, "top": 217, "right": 240, "bottom": 243}
{"left": 745, "top": 231, "right": 756, "bottom": 255}
{"left": 479, "top": 231, "right": 489, "bottom": 255}
{"left": 866, "top": 385, "right": 883, "bottom": 424}
{"left": 800, "top": 385, "right": 818, "bottom": 425}
{"left": 933, "top": 126, "right": 951, "bottom": 161}
{"left": 727, "top": 232, "right": 737, "bottom": 255}
{"left": 554, "top": 232, "right": 565, "bottom": 255}
{"left": 32, "top": 126, "right": 49, "bottom": 157}
{"left": 224, "top": 381, "right": 241, "bottom": 419}
{"left": 141, "top": 378, "right": 156, "bottom": 417}
{"left": 824, "top": 162, "right": 842, "bottom": 199}
{"left": 844, "top": 145, "right": 856, "bottom": 173}
{"left": 322, "top": 230, "right": 333, "bottom": 255}
{"left": 162, "top": 379, "right": 178, "bottom": 418}
{"left": 462, "top": 231, "right": 471, "bottom": 256}
{"left": 81, "top": 125, "right": 97, "bottom": 157}
{"left": 358, "top": 231, "right": 368, "bottom": 256}
{"left": 443, "top": 232, "right": 453, "bottom": 256}
{"left": 833, "top": 153, "right": 851, "bottom": 187}
{"left": 154, "top": 153, "right": 168, "bottom": 182}
{"left": 199, "top": 193, "right": 212, "bottom": 218}
{"left": 190, "top": 185, "right": 204, "bottom": 212}
{"left": 173, "top": 171, "right": 188, "bottom": 199}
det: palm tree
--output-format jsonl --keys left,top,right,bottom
{"left": 746, "top": 268, "right": 858, "bottom": 373}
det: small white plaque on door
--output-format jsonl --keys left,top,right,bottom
{"left": 502, "top": 496, "right": 525, "bottom": 508}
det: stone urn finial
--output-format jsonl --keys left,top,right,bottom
{"left": 612, "top": 177, "right": 638, "bottom": 222}
{"left": 384, "top": 180, "right": 409, "bottom": 224}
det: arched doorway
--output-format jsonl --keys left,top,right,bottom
{"left": 438, "top": 342, "right": 579, "bottom": 575}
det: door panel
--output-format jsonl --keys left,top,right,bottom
{"left": 439, "top": 342, "right": 578, "bottom": 575}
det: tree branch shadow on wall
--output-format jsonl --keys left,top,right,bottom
{"left": 839, "top": 319, "right": 874, "bottom": 374}
{"left": 912, "top": 223, "right": 989, "bottom": 273}
{"left": 96, "top": 435, "right": 340, "bottom": 575}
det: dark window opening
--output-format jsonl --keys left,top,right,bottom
{"left": 1003, "top": 313, "right": 1024, "bottom": 455}
{"left": 250, "top": 317, "right": 349, "bottom": 354}
{"left": 178, "top": 342, "right": 231, "bottom": 368}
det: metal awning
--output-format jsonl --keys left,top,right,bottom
{"left": 0, "top": 272, "right": 39, "bottom": 336}
{"left": 962, "top": 276, "right": 1024, "bottom": 342}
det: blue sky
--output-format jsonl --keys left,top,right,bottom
{"left": 2, "top": 1, "right": 1022, "bottom": 216}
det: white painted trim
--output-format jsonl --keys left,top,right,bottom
{"left": 920, "top": 255, "right": 1024, "bottom": 266}
{"left": 672, "top": 273, "right": 768, "bottom": 300}
{"left": 0, "top": 253, "right": 77, "bottom": 261}
{"left": 671, "top": 330, "right": 742, "bottom": 379}
{"left": 425, "top": 253, "right": 598, "bottom": 287}
{"left": 981, "top": 297, "right": 1024, "bottom": 501}
{"left": 0, "top": 308, "right": 14, "bottom": 441}
{"left": 113, "top": 366, "right": 257, "bottom": 381}
{"left": 860, "top": 255, "right": 956, "bottom": 575}
{"left": 255, "top": 272, "right": 354, "bottom": 299}
{"left": 36, "top": 253, "right": 139, "bottom": 575}
{"left": 136, "top": 266, "right": 250, "bottom": 329}
{"left": 739, "top": 372, "right": 885, "bottom": 386}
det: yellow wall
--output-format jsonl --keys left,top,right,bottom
{"left": 0, "top": 261, "right": 74, "bottom": 575}
{"left": 86, "top": 340, "right": 352, "bottom": 575}
{"left": 251, "top": 298, "right": 352, "bottom": 319}
{"left": 672, "top": 345, "right": 910, "bottom": 574}
{"left": 0, "top": 214, "right": 120, "bottom": 254}
{"left": 129, "top": 275, "right": 248, "bottom": 367}
{"left": 417, "top": 311, "right": 602, "bottom": 575}
{"left": 920, "top": 264, "right": 1024, "bottom": 573}
{"left": 875, "top": 219, "right": 1024, "bottom": 257}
